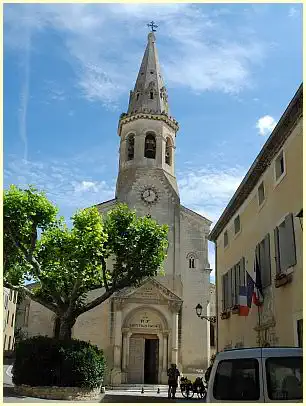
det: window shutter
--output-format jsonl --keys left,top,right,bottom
{"left": 230, "top": 268, "right": 235, "bottom": 307}
{"left": 239, "top": 257, "right": 246, "bottom": 287}
{"left": 234, "top": 264, "right": 239, "bottom": 305}
{"left": 222, "top": 274, "right": 227, "bottom": 311}
{"left": 285, "top": 213, "right": 297, "bottom": 268}
{"left": 227, "top": 270, "right": 232, "bottom": 309}
{"left": 274, "top": 227, "right": 280, "bottom": 274}
{"left": 264, "top": 233, "right": 271, "bottom": 287}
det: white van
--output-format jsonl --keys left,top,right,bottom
{"left": 206, "top": 347, "right": 302, "bottom": 402}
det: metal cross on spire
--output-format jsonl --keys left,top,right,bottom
{"left": 147, "top": 21, "right": 158, "bottom": 32}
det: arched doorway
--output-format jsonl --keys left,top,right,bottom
{"left": 122, "top": 307, "right": 168, "bottom": 384}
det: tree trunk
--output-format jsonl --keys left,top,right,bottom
{"left": 55, "top": 316, "right": 76, "bottom": 341}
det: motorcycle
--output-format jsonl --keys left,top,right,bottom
{"left": 180, "top": 376, "right": 206, "bottom": 399}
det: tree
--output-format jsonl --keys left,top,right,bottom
{"left": 4, "top": 185, "right": 169, "bottom": 340}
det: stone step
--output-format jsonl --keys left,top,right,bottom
{"left": 106, "top": 384, "right": 169, "bottom": 392}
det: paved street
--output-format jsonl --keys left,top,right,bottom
{"left": 3, "top": 362, "right": 200, "bottom": 403}
{"left": 3, "top": 387, "right": 198, "bottom": 403}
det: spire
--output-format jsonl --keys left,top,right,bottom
{"left": 127, "top": 31, "right": 169, "bottom": 116}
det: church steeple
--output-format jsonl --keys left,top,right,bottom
{"left": 127, "top": 32, "right": 169, "bottom": 116}
{"left": 116, "top": 27, "right": 180, "bottom": 198}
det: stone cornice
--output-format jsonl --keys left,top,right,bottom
{"left": 118, "top": 112, "right": 179, "bottom": 135}
{"left": 180, "top": 205, "right": 212, "bottom": 227}
{"left": 209, "top": 84, "right": 303, "bottom": 242}
{"left": 114, "top": 277, "right": 182, "bottom": 304}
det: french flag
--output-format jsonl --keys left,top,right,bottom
{"left": 238, "top": 285, "right": 249, "bottom": 316}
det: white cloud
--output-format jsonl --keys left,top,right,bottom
{"left": 288, "top": 7, "right": 298, "bottom": 18}
{"left": 18, "top": 25, "right": 31, "bottom": 161}
{"left": 4, "top": 4, "right": 266, "bottom": 107}
{"left": 208, "top": 242, "right": 215, "bottom": 282}
{"left": 4, "top": 155, "right": 115, "bottom": 215}
{"left": 177, "top": 164, "right": 246, "bottom": 283}
{"left": 256, "top": 115, "right": 277, "bottom": 136}
{"left": 74, "top": 181, "right": 98, "bottom": 193}
{"left": 178, "top": 165, "right": 246, "bottom": 224}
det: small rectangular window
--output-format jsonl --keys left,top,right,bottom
{"left": 9, "top": 290, "right": 12, "bottom": 300}
{"left": 274, "top": 213, "right": 297, "bottom": 274}
{"left": 213, "top": 358, "right": 260, "bottom": 400}
{"left": 234, "top": 215, "right": 241, "bottom": 234}
{"left": 210, "top": 323, "right": 215, "bottom": 347}
{"left": 6, "top": 310, "right": 10, "bottom": 325}
{"left": 4, "top": 334, "right": 7, "bottom": 350}
{"left": 8, "top": 336, "right": 11, "bottom": 351}
{"left": 258, "top": 182, "right": 265, "bottom": 205}
{"left": 266, "top": 357, "right": 302, "bottom": 400}
{"left": 275, "top": 151, "right": 285, "bottom": 180}
{"left": 224, "top": 231, "right": 228, "bottom": 247}
{"left": 11, "top": 313, "right": 15, "bottom": 328}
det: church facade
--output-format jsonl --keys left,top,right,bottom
{"left": 16, "top": 32, "right": 213, "bottom": 385}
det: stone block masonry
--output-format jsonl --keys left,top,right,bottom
{"left": 14, "top": 385, "right": 102, "bottom": 401}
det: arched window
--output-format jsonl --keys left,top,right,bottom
{"left": 144, "top": 133, "right": 156, "bottom": 159}
{"left": 187, "top": 252, "right": 198, "bottom": 269}
{"left": 127, "top": 134, "right": 135, "bottom": 161}
{"left": 189, "top": 258, "right": 195, "bottom": 269}
{"left": 165, "top": 137, "right": 172, "bottom": 165}
{"left": 150, "top": 91, "right": 154, "bottom": 100}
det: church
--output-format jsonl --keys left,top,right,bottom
{"left": 16, "top": 30, "right": 213, "bottom": 386}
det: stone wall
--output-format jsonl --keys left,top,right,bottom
{"left": 14, "top": 385, "right": 101, "bottom": 401}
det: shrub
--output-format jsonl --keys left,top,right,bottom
{"left": 13, "top": 336, "right": 105, "bottom": 389}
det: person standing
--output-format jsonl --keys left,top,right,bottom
{"left": 167, "top": 363, "right": 180, "bottom": 399}
{"left": 205, "top": 353, "right": 216, "bottom": 384}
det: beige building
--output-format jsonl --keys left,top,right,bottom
{"left": 17, "top": 32, "right": 214, "bottom": 385}
{"left": 209, "top": 85, "right": 303, "bottom": 351}
{"left": 3, "top": 288, "right": 18, "bottom": 352}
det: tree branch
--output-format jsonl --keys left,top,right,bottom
{"left": 101, "top": 257, "right": 109, "bottom": 291}
{"left": 68, "top": 273, "right": 83, "bottom": 313}
{"left": 76, "top": 276, "right": 131, "bottom": 316}
{"left": 6, "top": 226, "right": 65, "bottom": 309}
{"left": 30, "top": 222, "right": 38, "bottom": 254}
{"left": 4, "top": 281, "right": 59, "bottom": 314}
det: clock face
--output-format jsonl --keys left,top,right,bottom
{"left": 141, "top": 188, "right": 158, "bottom": 204}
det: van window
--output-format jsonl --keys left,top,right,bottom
{"left": 266, "top": 357, "right": 303, "bottom": 400}
{"left": 213, "top": 358, "right": 260, "bottom": 400}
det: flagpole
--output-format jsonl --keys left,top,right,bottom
{"left": 257, "top": 297, "right": 262, "bottom": 346}
{"left": 254, "top": 254, "right": 262, "bottom": 346}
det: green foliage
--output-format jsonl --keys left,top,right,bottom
{"left": 13, "top": 336, "right": 105, "bottom": 389}
{"left": 103, "top": 204, "right": 169, "bottom": 289}
{"left": 34, "top": 207, "right": 107, "bottom": 306}
{"left": 4, "top": 185, "right": 169, "bottom": 340}
{"left": 4, "top": 185, "right": 58, "bottom": 285}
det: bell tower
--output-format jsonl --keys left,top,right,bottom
{"left": 116, "top": 29, "right": 180, "bottom": 201}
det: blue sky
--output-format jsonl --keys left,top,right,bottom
{"left": 4, "top": 3, "right": 302, "bottom": 281}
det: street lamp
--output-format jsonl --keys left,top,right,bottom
{"left": 195, "top": 303, "right": 216, "bottom": 324}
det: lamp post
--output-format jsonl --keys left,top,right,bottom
{"left": 195, "top": 303, "right": 216, "bottom": 324}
